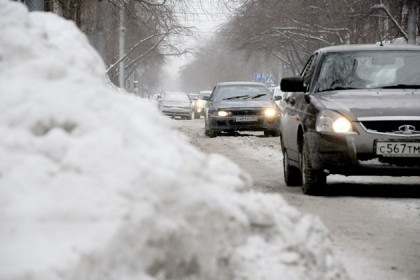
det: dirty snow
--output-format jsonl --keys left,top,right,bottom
{"left": 0, "top": 1, "right": 349, "bottom": 280}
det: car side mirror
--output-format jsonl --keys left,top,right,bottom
{"left": 202, "top": 96, "right": 210, "bottom": 101}
{"left": 280, "top": 77, "right": 305, "bottom": 92}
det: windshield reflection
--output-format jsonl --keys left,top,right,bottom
{"left": 316, "top": 51, "right": 420, "bottom": 92}
{"left": 214, "top": 85, "right": 271, "bottom": 101}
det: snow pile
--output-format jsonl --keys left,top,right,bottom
{"left": 0, "top": 1, "right": 349, "bottom": 280}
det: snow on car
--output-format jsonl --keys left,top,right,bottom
{"left": 0, "top": 1, "right": 348, "bottom": 280}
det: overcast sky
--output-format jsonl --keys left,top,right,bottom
{"left": 161, "top": 0, "right": 232, "bottom": 91}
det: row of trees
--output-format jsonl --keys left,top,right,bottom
{"left": 40, "top": 0, "right": 196, "bottom": 92}
{"left": 30, "top": 0, "right": 419, "bottom": 93}
{"left": 223, "top": 0, "right": 420, "bottom": 74}
{"left": 179, "top": 0, "right": 420, "bottom": 92}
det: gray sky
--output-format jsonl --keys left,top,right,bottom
{"left": 161, "top": 0, "right": 231, "bottom": 91}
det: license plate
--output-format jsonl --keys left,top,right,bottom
{"left": 376, "top": 142, "right": 420, "bottom": 157}
{"left": 236, "top": 116, "right": 258, "bottom": 122}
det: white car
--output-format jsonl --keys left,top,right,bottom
{"left": 194, "top": 90, "right": 212, "bottom": 119}
{"left": 159, "top": 91, "right": 193, "bottom": 120}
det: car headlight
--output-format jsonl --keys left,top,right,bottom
{"left": 218, "top": 110, "right": 229, "bottom": 117}
{"left": 316, "top": 110, "right": 354, "bottom": 134}
{"left": 264, "top": 107, "right": 277, "bottom": 118}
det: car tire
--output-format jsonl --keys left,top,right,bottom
{"left": 283, "top": 150, "right": 302, "bottom": 186}
{"left": 300, "top": 138, "right": 326, "bottom": 195}
{"left": 208, "top": 128, "right": 217, "bottom": 138}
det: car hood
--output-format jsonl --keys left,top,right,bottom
{"left": 315, "top": 89, "right": 420, "bottom": 120}
{"left": 213, "top": 100, "right": 275, "bottom": 110}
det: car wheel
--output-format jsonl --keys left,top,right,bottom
{"left": 300, "top": 138, "right": 326, "bottom": 195}
{"left": 283, "top": 150, "right": 302, "bottom": 186}
{"left": 264, "top": 130, "right": 271, "bottom": 137}
{"left": 208, "top": 128, "right": 217, "bottom": 138}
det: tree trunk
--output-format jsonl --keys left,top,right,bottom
{"left": 407, "top": 0, "right": 418, "bottom": 44}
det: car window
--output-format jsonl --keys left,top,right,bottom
{"left": 316, "top": 50, "right": 420, "bottom": 92}
{"left": 198, "top": 91, "right": 211, "bottom": 99}
{"left": 213, "top": 85, "right": 270, "bottom": 101}
{"left": 301, "top": 54, "right": 318, "bottom": 90}
{"left": 164, "top": 92, "right": 190, "bottom": 101}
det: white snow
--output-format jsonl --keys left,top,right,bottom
{"left": 0, "top": 1, "right": 349, "bottom": 280}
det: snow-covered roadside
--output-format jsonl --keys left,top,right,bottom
{"left": 0, "top": 1, "right": 349, "bottom": 280}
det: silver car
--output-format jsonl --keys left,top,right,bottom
{"left": 279, "top": 44, "right": 420, "bottom": 195}
{"left": 159, "top": 91, "right": 193, "bottom": 120}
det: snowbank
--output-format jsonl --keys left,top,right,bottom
{"left": 0, "top": 1, "right": 349, "bottom": 279}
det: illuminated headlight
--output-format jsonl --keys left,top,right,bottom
{"left": 196, "top": 100, "right": 204, "bottom": 108}
{"left": 264, "top": 108, "right": 277, "bottom": 118}
{"left": 316, "top": 110, "right": 354, "bottom": 134}
{"left": 218, "top": 110, "right": 229, "bottom": 117}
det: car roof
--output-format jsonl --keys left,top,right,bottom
{"left": 216, "top": 81, "right": 268, "bottom": 87}
{"left": 316, "top": 44, "right": 420, "bottom": 54}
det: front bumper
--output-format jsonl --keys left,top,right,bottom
{"left": 208, "top": 115, "right": 280, "bottom": 132}
{"left": 195, "top": 106, "right": 205, "bottom": 115}
{"left": 161, "top": 107, "right": 191, "bottom": 117}
{"left": 305, "top": 126, "right": 420, "bottom": 176}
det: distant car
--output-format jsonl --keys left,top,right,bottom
{"left": 194, "top": 90, "right": 212, "bottom": 119}
{"left": 188, "top": 93, "right": 199, "bottom": 112}
{"left": 203, "top": 82, "right": 281, "bottom": 137}
{"left": 279, "top": 44, "right": 420, "bottom": 195}
{"left": 159, "top": 91, "right": 193, "bottom": 120}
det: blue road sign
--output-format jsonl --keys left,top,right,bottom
{"left": 254, "top": 72, "right": 263, "bottom": 82}
{"left": 265, "top": 75, "right": 275, "bottom": 85}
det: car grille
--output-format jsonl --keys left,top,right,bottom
{"left": 230, "top": 110, "right": 263, "bottom": 116}
{"left": 360, "top": 120, "right": 420, "bottom": 135}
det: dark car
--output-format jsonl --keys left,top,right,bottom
{"left": 279, "top": 44, "right": 420, "bottom": 195}
{"left": 203, "top": 82, "right": 281, "bottom": 137}
{"left": 159, "top": 91, "right": 193, "bottom": 120}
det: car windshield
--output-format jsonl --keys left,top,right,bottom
{"left": 316, "top": 50, "right": 420, "bottom": 92}
{"left": 214, "top": 85, "right": 271, "bottom": 101}
{"left": 199, "top": 91, "right": 211, "bottom": 99}
{"left": 188, "top": 94, "right": 198, "bottom": 100}
{"left": 164, "top": 92, "right": 190, "bottom": 102}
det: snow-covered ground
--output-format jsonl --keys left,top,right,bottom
{"left": 0, "top": 1, "right": 349, "bottom": 279}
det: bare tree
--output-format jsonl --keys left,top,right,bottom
{"left": 220, "top": 0, "right": 419, "bottom": 75}
{"left": 44, "top": 0, "right": 195, "bottom": 91}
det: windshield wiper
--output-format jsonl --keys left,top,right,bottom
{"left": 249, "top": 94, "right": 267, "bottom": 99}
{"left": 317, "top": 86, "right": 359, "bottom": 92}
{"left": 379, "top": 84, "right": 420, "bottom": 89}
{"left": 221, "top": 95, "right": 250, "bottom": 100}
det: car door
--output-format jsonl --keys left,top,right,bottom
{"left": 281, "top": 54, "right": 318, "bottom": 162}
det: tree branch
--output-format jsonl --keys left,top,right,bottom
{"left": 371, "top": 4, "right": 408, "bottom": 41}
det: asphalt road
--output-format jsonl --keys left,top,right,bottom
{"left": 173, "top": 118, "right": 420, "bottom": 280}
